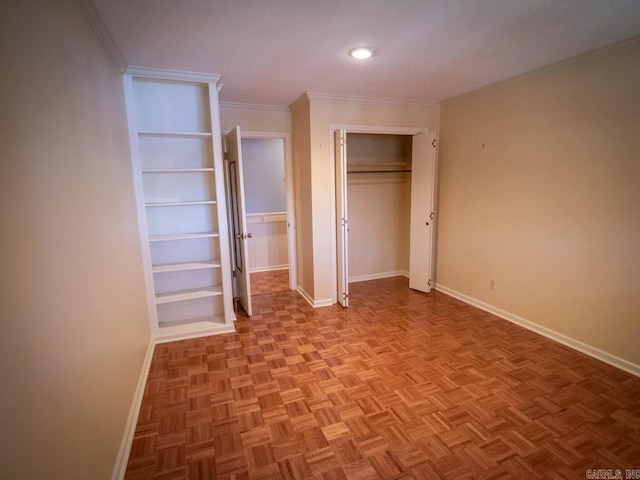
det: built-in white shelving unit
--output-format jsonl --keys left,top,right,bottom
{"left": 124, "top": 68, "right": 235, "bottom": 342}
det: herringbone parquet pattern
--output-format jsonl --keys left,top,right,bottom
{"left": 126, "top": 277, "right": 640, "bottom": 479}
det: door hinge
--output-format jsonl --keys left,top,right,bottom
{"left": 432, "top": 139, "right": 436, "bottom": 148}
{"left": 342, "top": 293, "right": 349, "bottom": 300}
{"left": 341, "top": 218, "right": 348, "bottom": 226}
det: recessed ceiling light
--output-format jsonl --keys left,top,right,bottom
{"left": 349, "top": 47, "right": 373, "bottom": 59}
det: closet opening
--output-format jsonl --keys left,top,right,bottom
{"left": 334, "top": 126, "right": 436, "bottom": 308}
{"left": 346, "top": 133, "right": 413, "bottom": 284}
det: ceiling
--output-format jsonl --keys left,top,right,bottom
{"left": 89, "top": 0, "right": 640, "bottom": 106}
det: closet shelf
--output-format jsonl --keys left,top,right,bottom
{"left": 155, "top": 286, "right": 223, "bottom": 305}
{"left": 149, "top": 232, "right": 220, "bottom": 242}
{"left": 142, "top": 168, "right": 214, "bottom": 173}
{"left": 152, "top": 261, "right": 222, "bottom": 273}
{"left": 138, "top": 130, "right": 212, "bottom": 138}
{"left": 347, "top": 162, "right": 410, "bottom": 167}
{"left": 347, "top": 162, "right": 411, "bottom": 174}
{"left": 146, "top": 200, "right": 217, "bottom": 207}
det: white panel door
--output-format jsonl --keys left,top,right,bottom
{"left": 335, "top": 129, "right": 349, "bottom": 307}
{"left": 409, "top": 132, "right": 437, "bottom": 293}
{"left": 225, "top": 127, "right": 252, "bottom": 316}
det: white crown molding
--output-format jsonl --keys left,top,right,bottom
{"left": 442, "top": 35, "right": 640, "bottom": 105}
{"left": 75, "top": 0, "right": 128, "bottom": 73}
{"left": 435, "top": 283, "right": 640, "bottom": 378}
{"left": 220, "top": 101, "right": 290, "bottom": 113}
{"left": 306, "top": 92, "right": 439, "bottom": 108}
{"left": 125, "top": 66, "right": 222, "bottom": 85}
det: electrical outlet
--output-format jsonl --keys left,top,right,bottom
{"left": 489, "top": 279, "right": 495, "bottom": 290}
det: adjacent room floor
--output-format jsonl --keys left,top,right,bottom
{"left": 125, "top": 277, "right": 640, "bottom": 479}
{"left": 250, "top": 269, "right": 290, "bottom": 296}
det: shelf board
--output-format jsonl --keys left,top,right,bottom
{"left": 142, "top": 168, "right": 214, "bottom": 173}
{"left": 146, "top": 200, "right": 217, "bottom": 207}
{"left": 347, "top": 162, "right": 410, "bottom": 167}
{"left": 152, "top": 261, "right": 222, "bottom": 273}
{"left": 346, "top": 161, "right": 412, "bottom": 174}
{"left": 138, "top": 130, "right": 212, "bottom": 138}
{"left": 149, "top": 232, "right": 220, "bottom": 242}
{"left": 155, "top": 286, "right": 223, "bottom": 305}
{"left": 155, "top": 316, "right": 234, "bottom": 342}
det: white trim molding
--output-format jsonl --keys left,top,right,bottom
{"left": 350, "top": 271, "right": 409, "bottom": 284}
{"left": 75, "top": 0, "right": 128, "bottom": 73}
{"left": 306, "top": 92, "right": 438, "bottom": 107}
{"left": 250, "top": 265, "right": 288, "bottom": 273}
{"left": 297, "top": 287, "right": 334, "bottom": 308}
{"left": 220, "top": 102, "right": 290, "bottom": 113}
{"left": 125, "top": 66, "right": 222, "bottom": 85}
{"left": 435, "top": 284, "right": 640, "bottom": 378}
{"left": 111, "top": 340, "right": 156, "bottom": 480}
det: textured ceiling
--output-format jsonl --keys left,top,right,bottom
{"left": 89, "top": 0, "right": 640, "bottom": 106}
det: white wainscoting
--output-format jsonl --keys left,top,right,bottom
{"left": 246, "top": 212, "right": 288, "bottom": 272}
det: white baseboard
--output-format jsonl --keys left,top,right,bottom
{"left": 296, "top": 286, "right": 335, "bottom": 308}
{"left": 111, "top": 339, "right": 156, "bottom": 480}
{"left": 435, "top": 284, "right": 640, "bottom": 378}
{"left": 313, "top": 298, "right": 335, "bottom": 307}
{"left": 250, "top": 264, "right": 288, "bottom": 273}
{"left": 349, "top": 270, "right": 409, "bottom": 283}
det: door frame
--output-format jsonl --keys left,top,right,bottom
{"left": 329, "top": 124, "right": 435, "bottom": 305}
{"left": 225, "top": 130, "right": 297, "bottom": 291}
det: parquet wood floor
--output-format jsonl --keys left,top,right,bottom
{"left": 251, "top": 270, "right": 290, "bottom": 296}
{"left": 126, "top": 277, "right": 640, "bottom": 479}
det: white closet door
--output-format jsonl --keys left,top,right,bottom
{"left": 409, "top": 132, "right": 437, "bottom": 293}
{"left": 335, "top": 129, "right": 349, "bottom": 307}
{"left": 225, "top": 126, "right": 253, "bottom": 316}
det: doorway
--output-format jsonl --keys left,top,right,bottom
{"left": 225, "top": 130, "right": 296, "bottom": 314}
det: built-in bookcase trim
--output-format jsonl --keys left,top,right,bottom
{"left": 138, "top": 131, "right": 212, "bottom": 138}
{"left": 124, "top": 69, "right": 235, "bottom": 343}
{"left": 126, "top": 66, "right": 222, "bottom": 85}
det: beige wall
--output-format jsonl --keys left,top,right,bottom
{"left": 348, "top": 176, "right": 411, "bottom": 280}
{"left": 290, "top": 98, "right": 315, "bottom": 299}
{"left": 306, "top": 96, "right": 440, "bottom": 303}
{"left": 220, "top": 103, "right": 291, "bottom": 134}
{"left": 438, "top": 41, "right": 640, "bottom": 366}
{"left": 0, "top": 0, "right": 151, "bottom": 478}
